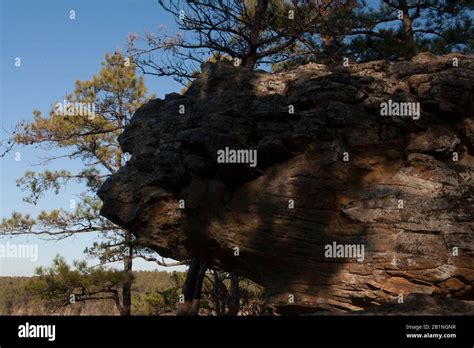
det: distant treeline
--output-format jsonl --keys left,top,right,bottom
{"left": 0, "top": 271, "right": 173, "bottom": 315}
{"left": 0, "top": 270, "right": 265, "bottom": 316}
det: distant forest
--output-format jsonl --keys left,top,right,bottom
{"left": 0, "top": 271, "right": 264, "bottom": 315}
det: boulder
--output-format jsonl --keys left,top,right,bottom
{"left": 98, "top": 53, "right": 474, "bottom": 314}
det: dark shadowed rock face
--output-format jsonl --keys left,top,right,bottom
{"left": 99, "top": 53, "right": 474, "bottom": 314}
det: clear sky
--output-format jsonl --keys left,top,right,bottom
{"left": 0, "top": 0, "right": 184, "bottom": 275}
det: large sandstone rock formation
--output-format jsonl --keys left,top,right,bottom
{"left": 99, "top": 53, "right": 474, "bottom": 314}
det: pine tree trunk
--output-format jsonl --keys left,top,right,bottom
{"left": 227, "top": 273, "right": 240, "bottom": 316}
{"left": 244, "top": 0, "right": 269, "bottom": 68}
{"left": 121, "top": 230, "right": 133, "bottom": 316}
{"left": 112, "top": 290, "right": 123, "bottom": 315}
{"left": 177, "top": 257, "right": 207, "bottom": 315}
{"left": 212, "top": 270, "right": 224, "bottom": 315}
{"left": 399, "top": 0, "right": 416, "bottom": 58}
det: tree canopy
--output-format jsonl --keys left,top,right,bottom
{"left": 128, "top": 0, "right": 473, "bottom": 84}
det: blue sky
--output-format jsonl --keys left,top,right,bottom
{"left": 0, "top": 0, "right": 183, "bottom": 275}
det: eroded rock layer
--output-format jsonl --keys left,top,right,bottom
{"left": 99, "top": 53, "right": 474, "bottom": 313}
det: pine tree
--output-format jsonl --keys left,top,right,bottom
{"left": 348, "top": 0, "right": 473, "bottom": 61}
{"left": 24, "top": 256, "right": 130, "bottom": 314}
{"left": 128, "top": 0, "right": 349, "bottom": 84}
{"left": 0, "top": 52, "right": 183, "bottom": 315}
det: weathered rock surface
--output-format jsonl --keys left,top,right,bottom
{"left": 308, "top": 294, "right": 474, "bottom": 316}
{"left": 99, "top": 53, "right": 474, "bottom": 314}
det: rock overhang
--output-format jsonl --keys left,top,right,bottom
{"left": 98, "top": 53, "right": 474, "bottom": 313}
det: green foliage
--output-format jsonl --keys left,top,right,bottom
{"left": 132, "top": 271, "right": 183, "bottom": 315}
{"left": 141, "top": 287, "right": 180, "bottom": 315}
{"left": 0, "top": 271, "right": 178, "bottom": 315}
{"left": 200, "top": 271, "right": 266, "bottom": 316}
{"left": 1, "top": 194, "right": 115, "bottom": 239}
{"left": 24, "top": 256, "right": 129, "bottom": 312}
{"left": 0, "top": 51, "right": 157, "bottom": 315}
{"left": 136, "top": 271, "right": 185, "bottom": 315}
{"left": 2, "top": 51, "right": 151, "bottom": 237}
{"left": 2, "top": 268, "right": 265, "bottom": 316}
{"left": 12, "top": 51, "right": 150, "bottom": 174}
{"left": 268, "top": 0, "right": 474, "bottom": 70}
{"left": 349, "top": 0, "right": 473, "bottom": 61}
